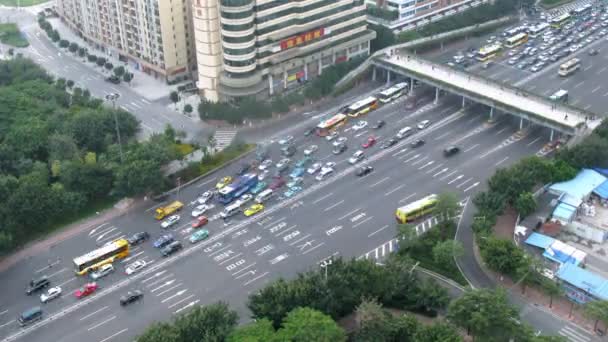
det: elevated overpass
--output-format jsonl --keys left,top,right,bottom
{"left": 373, "top": 54, "right": 592, "bottom": 137}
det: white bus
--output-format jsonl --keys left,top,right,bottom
{"left": 550, "top": 89, "right": 568, "bottom": 103}
{"left": 503, "top": 26, "right": 526, "bottom": 37}
{"left": 344, "top": 96, "right": 379, "bottom": 117}
{"left": 558, "top": 58, "right": 580, "bottom": 77}
{"left": 378, "top": 82, "right": 408, "bottom": 103}
{"left": 551, "top": 13, "right": 571, "bottom": 28}
{"left": 572, "top": 3, "right": 592, "bottom": 16}
{"left": 528, "top": 22, "right": 550, "bottom": 38}
{"left": 476, "top": 43, "right": 502, "bottom": 62}
{"left": 505, "top": 33, "right": 528, "bottom": 48}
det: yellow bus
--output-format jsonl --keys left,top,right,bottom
{"left": 73, "top": 239, "right": 130, "bottom": 275}
{"left": 505, "top": 33, "right": 528, "bottom": 48}
{"left": 550, "top": 13, "right": 571, "bottom": 28}
{"left": 476, "top": 44, "right": 502, "bottom": 62}
{"left": 344, "top": 96, "right": 379, "bottom": 117}
{"left": 558, "top": 58, "right": 580, "bottom": 77}
{"left": 395, "top": 194, "right": 439, "bottom": 224}
{"left": 316, "top": 113, "right": 347, "bottom": 137}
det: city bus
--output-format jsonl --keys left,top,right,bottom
{"left": 475, "top": 43, "right": 502, "bottom": 62}
{"left": 73, "top": 239, "right": 130, "bottom": 275}
{"left": 378, "top": 82, "right": 408, "bottom": 103}
{"left": 505, "top": 33, "right": 528, "bottom": 48}
{"left": 344, "top": 96, "right": 379, "bottom": 117}
{"left": 502, "top": 26, "right": 526, "bottom": 37}
{"left": 558, "top": 58, "right": 580, "bottom": 76}
{"left": 316, "top": 113, "right": 347, "bottom": 136}
{"left": 550, "top": 13, "right": 571, "bottom": 28}
{"left": 218, "top": 173, "right": 258, "bottom": 204}
{"left": 572, "top": 3, "right": 592, "bottom": 16}
{"left": 528, "top": 22, "right": 550, "bottom": 38}
{"left": 550, "top": 89, "right": 568, "bottom": 103}
{"left": 395, "top": 194, "right": 439, "bottom": 224}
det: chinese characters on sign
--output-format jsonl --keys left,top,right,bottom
{"left": 280, "top": 28, "right": 325, "bottom": 51}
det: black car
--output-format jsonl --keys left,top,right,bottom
{"left": 332, "top": 143, "right": 347, "bottom": 155}
{"left": 304, "top": 127, "right": 315, "bottom": 137}
{"left": 381, "top": 138, "right": 399, "bottom": 148}
{"left": 120, "top": 290, "right": 144, "bottom": 306}
{"left": 444, "top": 146, "right": 460, "bottom": 157}
{"left": 237, "top": 163, "right": 250, "bottom": 175}
{"left": 372, "top": 120, "right": 385, "bottom": 129}
{"left": 589, "top": 49, "right": 599, "bottom": 56}
{"left": 281, "top": 145, "right": 296, "bottom": 157}
{"left": 105, "top": 75, "right": 120, "bottom": 84}
{"left": 161, "top": 241, "right": 182, "bottom": 257}
{"left": 411, "top": 139, "right": 425, "bottom": 148}
{"left": 356, "top": 165, "right": 374, "bottom": 177}
{"left": 127, "top": 232, "right": 150, "bottom": 246}
{"left": 26, "top": 277, "right": 50, "bottom": 295}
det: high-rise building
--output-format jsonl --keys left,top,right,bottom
{"left": 366, "top": 0, "right": 490, "bottom": 32}
{"left": 55, "top": 0, "right": 195, "bottom": 82}
{"left": 192, "top": 0, "right": 376, "bottom": 102}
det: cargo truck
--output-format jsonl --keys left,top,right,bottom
{"left": 155, "top": 201, "right": 183, "bottom": 220}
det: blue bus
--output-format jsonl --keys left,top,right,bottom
{"left": 218, "top": 173, "right": 258, "bottom": 204}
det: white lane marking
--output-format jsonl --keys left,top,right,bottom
{"left": 495, "top": 127, "right": 507, "bottom": 135}
{"left": 417, "top": 160, "right": 434, "bottom": 169}
{"left": 90, "top": 226, "right": 117, "bottom": 238}
{"left": 168, "top": 294, "right": 195, "bottom": 309}
{"left": 463, "top": 182, "right": 480, "bottom": 193}
{"left": 262, "top": 217, "right": 286, "bottom": 228}
{"left": 289, "top": 234, "right": 312, "bottom": 246}
{"left": 275, "top": 225, "right": 297, "bottom": 237}
{"left": 385, "top": 184, "right": 405, "bottom": 196}
{"left": 433, "top": 168, "right": 448, "bottom": 177}
{"left": 527, "top": 137, "right": 541, "bottom": 146}
{"left": 0, "top": 320, "right": 15, "bottom": 329}
{"left": 243, "top": 271, "right": 269, "bottom": 286}
{"left": 411, "top": 156, "right": 429, "bottom": 166}
{"left": 495, "top": 156, "right": 509, "bottom": 166}
{"left": 399, "top": 193, "right": 417, "bottom": 203}
{"left": 155, "top": 283, "right": 183, "bottom": 297}
{"left": 98, "top": 328, "right": 128, "bottom": 342}
{"left": 584, "top": 104, "right": 591, "bottom": 110}
{"left": 150, "top": 279, "right": 176, "bottom": 292}
{"left": 440, "top": 170, "right": 458, "bottom": 180}
{"left": 456, "top": 177, "right": 473, "bottom": 188}
{"left": 145, "top": 274, "right": 174, "bottom": 288}
{"left": 208, "top": 244, "right": 232, "bottom": 257}
{"left": 434, "top": 131, "right": 451, "bottom": 140}
{"left": 312, "top": 192, "right": 334, "bottom": 204}
{"left": 369, "top": 177, "right": 390, "bottom": 188}
{"left": 0, "top": 310, "right": 7, "bottom": 316}
{"left": 574, "top": 81, "right": 584, "bottom": 88}
{"left": 87, "top": 315, "right": 116, "bottom": 331}
{"left": 47, "top": 268, "right": 67, "bottom": 278}
{"left": 58, "top": 277, "right": 77, "bottom": 287}
{"left": 161, "top": 289, "right": 188, "bottom": 303}
{"left": 141, "top": 270, "right": 168, "bottom": 283}
{"left": 35, "top": 260, "right": 61, "bottom": 273}
{"left": 232, "top": 263, "right": 256, "bottom": 276}
{"left": 368, "top": 225, "right": 389, "bottom": 238}
{"left": 447, "top": 174, "right": 464, "bottom": 185}
{"left": 399, "top": 150, "right": 417, "bottom": 159}
{"left": 464, "top": 144, "right": 479, "bottom": 152}
{"left": 324, "top": 200, "right": 344, "bottom": 211}
{"left": 88, "top": 223, "right": 110, "bottom": 237}
{"left": 425, "top": 163, "right": 443, "bottom": 174}
{"left": 352, "top": 216, "right": 373, "bottom": 229}
{"left": 338, "top": 208, "right": 361, "bottom": 220}
{"left": 141, "top": 99, "right": 151, "bottom": 104}
{"left": 80, "top": 306, "right": 109, "bottom": 321}
{"left": 392, "top": 148, "right": 408, "bottom": 157}
{"left": 403, "top": 154, "right": 420, "bottom": 163}
{"left": 592, "top": 85, "right": 602, "bottom": 93}
{"left": 121, "top": 251, "right": 145, "bottom": 264}
{"left": 302, "top": 243, "right": 325, "bottom": 255}
{"left": 196, "top": 178, "right": 216, "bottom": 188}
{"left": 217, "top": 253, "right": 243, "bottom": 265}
{"left": 174, "top": 300, "right": 200, "bottom": 315}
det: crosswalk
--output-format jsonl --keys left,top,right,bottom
{"left": 548, "top": 0, "right": 596, "bottom": 16}
{"left": 213, "top": 130, "right": 238, "bottom": 151}
{"left": 558, "top": 324, "right": 594, "bottom": 342}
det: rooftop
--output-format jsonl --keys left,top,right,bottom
{"left": 549, "top": 169, "right": 607, "bottom": 201}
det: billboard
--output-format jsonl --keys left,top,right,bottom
{"left": 280, "top": 28, "right": 325, "bottom": 51}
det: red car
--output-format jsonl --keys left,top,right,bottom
{"left": 362, "top": 136, "right": 376, "bottom": 149}
{"left": 192, "top": 216, "right": 209, "bottom": 228}
{"left": 74, "top": 282, "right": 98, "bottom": 299}
{"left": 269, "top": 176, "right": 286, "bottom": 190}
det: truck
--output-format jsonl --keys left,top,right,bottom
{"left": 155, "top": 201, "right": 184, "bottom": 220}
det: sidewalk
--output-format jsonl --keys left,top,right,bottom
{"left": 46, "top": 17, "right": 176, "bottom": 101}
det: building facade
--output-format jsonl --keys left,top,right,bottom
{"left": 55, "top": 0, "right": 195, "bottom": 82}
{"left": 192, "top": 0, "right": 376, "bottom": 102}
{"left": 366, "top": 0, "right": 490, "bottom": 32}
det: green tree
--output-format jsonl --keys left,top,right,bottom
{"left": 227, "top": 318, "right": 276, "bottom": 342}
{"left": 434, "top": 192, "right": 460, "bottom": 239}
{"left": 50, "top": 29, "right": 60, "bottom": 42}
{"left": 68, "top": 42, "right": 78, "bottom": 53}
{"left": 113, "top": 65, "right": 125, "bottom": 77}
{"left": 96, "top": 57, "right": 106, "bottom": 67}
{"left": 78, "top": 47, "right": 86, "bottom": 58}
{"left": 414, "top": 278, "right": 450, "bottom": 314}
{"left": 353, "top": 298, "right": 394, "bottom": 342}
{"left": 479, "top": 237, "right": 527, "bottom": 276}
{"left": 170, "top": 91, "right": 180, "bottom": 106}
{"left": 369, "top": 24, "right": 396, "bottom": 53}
{"left": 136, "top": 321, "right": 180, "bottom": 342}
{"left": 583, "top": 300, "right": 608, "bottom": 331}
{"left": 172, "top": 302, "right": 238, "bottom": 342}
{"left": 66, "top": 79, "right": 74, "bottom": 88}
{"left": 539, "top": 277, "right": 563, "bottom": 309}
{"left": 515, "top": 192, "right": 537, "bottom": 218}
{"left": 58, "top": 39, "right": 69, "bottom": 48}
{"left": 414, "top": 322, "right": 463, "bottom": 342}
{"left": 87, "top": 54, "right": 97, "bottom": 63}
{"left": 123, "top": 72, "right": 133, "bottom": 84}
{"left": 396, "top": 223, "right": 419, "bottom": 250}
{"left": 104, "top": 62, "right": 113, "bottom": 70}
{"left": 47, "top": 133, "right": 79, "bottom": 161}
{"left": 275, "top": 307, "right": 346, "bottom": 342}
{"left": 183, "top": 104, "right": 193, "bottom": 115}
{"left": 432, "top": 240, "right": 464, "bottom": 269}
{"left": 60, "top": 161, "right": 113, "bottom": 199}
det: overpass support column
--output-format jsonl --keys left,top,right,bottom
{"left": 489, "top": 107, "right": 494, "bottom": 120}
{"left": 386, "top": 70, "right": 391, "bottom": 84}
{"left": 434, "top": 87, "right": 440, "bottom": 104}
{"left": 550, "top": 129, "right": 554, "bottom": 141}
{"left": 461, "top": 96, "right": 466, "bottom": 108}
{"left": 519, "top": 117, "right": 524, "bottom": 130}
{"left": 372, "top": 66, "right": 377, "bottom": 82}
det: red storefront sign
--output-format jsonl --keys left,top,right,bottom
{"left": 336, "top": 55, "right": 348, "bottom": 63}
{"left": 280, "top": 28, "right": 325, "bottom": 51}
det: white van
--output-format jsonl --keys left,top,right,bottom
{"left": 255, "top": 189, "right": 274, "bottom": 204}
{"left": 396, "top": 127, "right": 413, "bottom": 139}
{"left": 220, "top": 203, "right": 242, "bottom": 218}
{"left": 315, "top": 168, "right": 334, "bottom": 181}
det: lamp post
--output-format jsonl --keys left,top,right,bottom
{"left": 105, "top": 93, "right": 124, "bottom": 164}
{"left": 320, "top": 259, "right": 333, "bottom": 281}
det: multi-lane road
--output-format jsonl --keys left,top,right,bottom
{"left": 0, "top": 86, "right": 559, "bottom": 341}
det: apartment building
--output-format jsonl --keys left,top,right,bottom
{"left": 192, "top": 0, "right": 376, "bottom": 102}
{"left": 366, "top": 0, "right": 490, "bottom": 32}
{"left": 55, "top": 0, "right": 195, "bottom": 82}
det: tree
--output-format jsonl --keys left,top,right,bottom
{"left": 183, "top": 104, "right": 193, "bottom": 115}
{"left": 354, "top": 298, "right": 394, "bottom": 342}
{"left": 414, "top": 322, "right": 463, "bottom": 342}
{"left": 515, "top": 191, "right": 537, "bottom": 218}
{"left": 207, "top": 134, "right": 217, "bottom": 151}
{"left": 584, "top": 300, "right": 608, "bottom": 331}
{"left": 104, "top": 62, "right": 113, "bottom": 70}
{"left": 68, "top": 42, "right": 78, "bottom": 53}
{"left": 432, "top": 240, "right": 464, "bottom": 269}
{"left": 369, "top": 24, "right": 396, "bottom": 53}
{"left": 479, "top": 237, "right": 527, "bottom": 276}
{"left": 123, "top": 72, "right": 133, "bottom": 84}
{"left": 59, "top": 39, "right": 69, "bottom": 48}
{"left": 8, "top": 48, "right": 14, "bottom": 56}
{"left": 396, "top": 223, "right": 418, "bottom": 250}
{"left": 66, "top": 80, "right": 74, "bottom": 88}
{"left": 275, "top": 307, "right": 346, "bottom": 342}
{"left": 539, "top": 277, "right": 563, "bottom": 309}
{"left": 96, "top": 57, "right": 106, "bottom": 67}
{"left": 136, "top": 321, "right": 180, "bottom": 342}
{"left": 170, "top": 91, "right": 180, "bottom": 106}
{"left": 113, "top": 65, "right": 125, "bottom": 77}
{"left": 228, "top": 318, "right": 276, "bottom": 342}
{"left": 78, "top": 47, "right": 86, "bottom": 58}
{"left": 414, "top": 278, "right": 450, "bottom": 314}
{"left": 50, "top": 30, "right": 60, "bottom": 42}
{"left": 173, "top": 302, "right": 238, "bottom": 342}
{"left": 87, "top": 54, "right": 97, "bottom": 63}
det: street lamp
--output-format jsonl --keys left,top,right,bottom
{"left": 320, "top": 259, "right": 333, "bottom": 281}
{"left": 176, "top": 177, "right": 182, "bottom": 202}
{"left": 105, "top": 93, "right": 124, "bottom": 164}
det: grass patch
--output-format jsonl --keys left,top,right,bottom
{"left": 0, "top": 23, "right": 29, "bottom": 48}
{"left": 0, "top": 0, "right": 48, "bottom": 6}
{"left": 174, "top": 143, "right": 195, "bottom": 157}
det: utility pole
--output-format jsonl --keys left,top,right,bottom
{"left": 176, "top": 177, "right": 182, "bottom": 202}
{"left": 105, "top": 93, "right": 124, "bottom": 164}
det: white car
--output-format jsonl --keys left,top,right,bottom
{"left": 236, "top": 194, "right": 253, "bottom": 207}
{"left": 323, "top": 162, "right": 336, "bottom": 171}
{"left": 307, "top": 162, "right": 323, "bottom": 175}
{"left": 90, "top": 264, "right": 114, "bottom": 280}
{"left": 197, "top": 191, "right": 214, "bottom": 205}
{"left": 161, "top": 215, "right": 180, "bottom": 229}
{"left": 348, "top": 150, "right": 365, "bottom": 164}
{"left": 275, "top": 158, "right": 290, "bottom": 170}
{"left": 258, "top": 159, "right": 273, "bottom": 171}
{"left": 303, "top": 145, "right": 318, "bottom": 156}
{"left": 258, "top": 169, "right": 269, "bottom": 181}
{"left": 278, "top": 136, "right": 293, "bottom": 145}
{"left": 325, "top": 131, "right": 338, "bottom": 141}
{"left": 40, "top": 286, "right": 62, "bottom": 303}
{"left": 125, "top": 260, "right": 147, "bottom": 275}
{"left": 191, "top": 204, "right": 214, "bottom": 217}
{"left": 352, "top": 120, "right": 368, "bottom": 131}
{"left": 417, "top": 120, "right": 431, "bottom": 130}
{"left": 332, "top": 137, "right": 347, "bottom": 147}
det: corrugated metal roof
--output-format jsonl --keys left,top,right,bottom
{"left": 552, "top": 203, "right": 577, "bottom": 222}
{"left": 594, "top": 180, "right": 608, "bottom": 199}
{"left": 525, "top": 232, "right": 555, "bottom": 249}
{"left": 550, "top": 169, "right": 606, "bottom": 200}
{"left": 556, "top": 263, "right": 608, "bottom": 301}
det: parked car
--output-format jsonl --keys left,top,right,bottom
{"left": 196, "top": 191, "right": 214, "bottom": 204}
{"left": 303, "top": 145, "right": 318, "bottom": 156}
{"left": 372, "top": 120, "right": 385, "bottom": 129}
{"left": 161, "top": 241, "right": 182, "bottom": 257}
{"left": 278, "top": 135, "right": 294, "bottom": 145}
{"left": 443, "top": 146, "right": 460, "bottom": 157}
{"left": 284, "top": 186, "right": 303, "bottom": 198}
{"left": 382, "top": 138, "right": 398, "bottom": 149}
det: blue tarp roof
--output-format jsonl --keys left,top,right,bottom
{"left": 594, "top": 180, "right": 608, "bottom": 199}
{"left": 595, "top": 168, "right": 608, "bottom": 177}
{"left": 525, "top": 232, "right": 555, "bottom": 249}
{"left": 553, "top": 203, "right": 577, "bottom": 222}
{"left": 556, "top": 263, "right": 608, "bottom": 301}
{"left": 550, "top": 169, "right": 607, "bottom": 200}
{"left": 543, "top": 240, "right": 586, "bottom": 266}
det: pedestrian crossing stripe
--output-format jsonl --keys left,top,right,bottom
{"left": 558, "top": 325, "right": 592, "bottom": 342}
